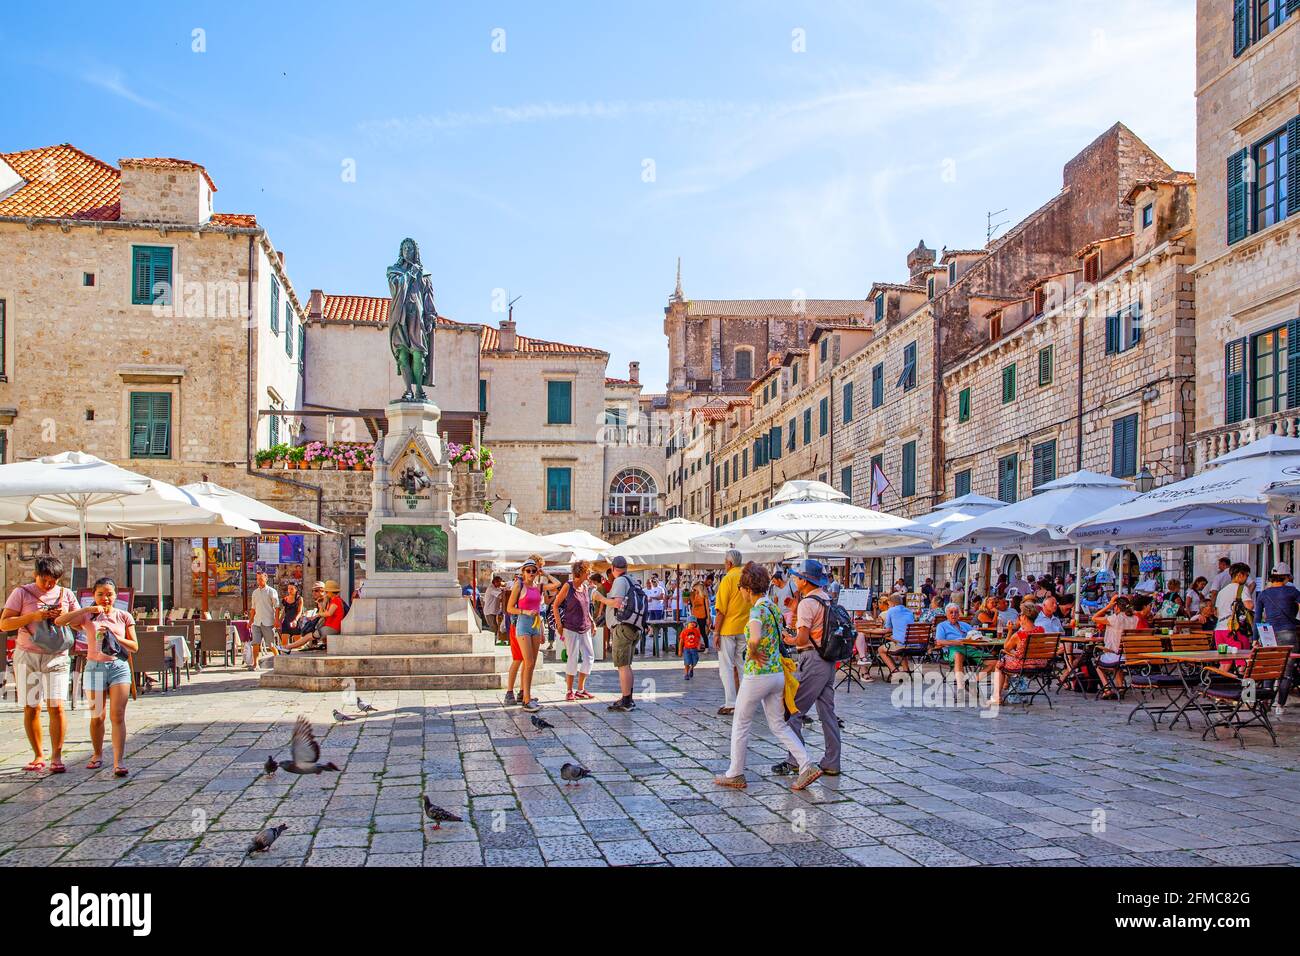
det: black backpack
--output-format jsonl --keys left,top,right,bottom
{"left": 808, "top": 596, "right": 854, "bottom": 664}
{"left": 614, "top": 578, "right": 647, "bottom": 631}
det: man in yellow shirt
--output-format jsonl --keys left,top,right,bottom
{"left": 712, "top": 549, "right": 754, "bottom": 715}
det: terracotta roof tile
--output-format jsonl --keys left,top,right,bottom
{"left": 479, "top": 324, "right": 606, "bottom": 355}
{"left": 119, "top": 156, "right": 217, "bottom": 192}
{"left": 1124, "top": 171, "right": 1195, "bottom": 204}
{"left": 0, "top": 144, "right": 120, "bottom": 220}
{"left": 316, "top": 293, "right": 465, "bottom": 329}
{"left": 208, "top": 212, "right": 257, "bottom": 227}
{"left": 1075, "top": 232, "right": 1134, "bottom": 259}
{"left": 605, "top": 376, "right": 637, "bottom": 387}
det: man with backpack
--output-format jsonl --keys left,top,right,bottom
{"left": 591, "top": 555, "right": 644, "bottom": 712}
{"left": 773, "top": 559, "right": 845, "bottom": 779}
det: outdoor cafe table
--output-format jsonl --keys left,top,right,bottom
{"left": 1139, "top": 650, "right": 1257, "bottom": 729}
{"left": 1057, "top": 635, "right": 1103, "bottom": 693}
{"left": 643, "top": 617, "right": 685, "bottom": 657}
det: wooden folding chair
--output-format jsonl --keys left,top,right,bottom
{"left": 129, "top": 629, "right": 170, "bottom": 693}
{"left": 1197, "top": 646, "right": 1292, "bottom": 747}
{"left": 1001, "top": 634, "right": 1060, "bottom": 708}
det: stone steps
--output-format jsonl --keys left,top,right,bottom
{"left": 271, "top": 651, "right": 506, "bottom": 677}
{"left": 259, "top": 672, "right": 511, "bottom": 692}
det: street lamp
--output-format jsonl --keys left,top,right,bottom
{"left": 503, "top": 502, "right": 519, "bottom": 527}
{"left": 1134, "top": 465, "right": 1155, "bottom": 494}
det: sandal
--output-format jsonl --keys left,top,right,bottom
{"left": 49, "top": 759, "right": 66, "bottom": 774}
{"left": 574, "top": 690, "right": 594, "bottom": 700}
{"left": 85, "top": 757, "right": 103, "bottom": 770}
{"left": 23, "top": 759, "right": 45, "bottom": 773}
{"left": 717, "top": 707, "right": 735, "bottom": 716}
{"left": 113, "top": 767, "right": 129, "bottom": 778}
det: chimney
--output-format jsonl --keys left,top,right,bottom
{"left": 628, "top": 361, "right": 640, "bottom": 384}
{"left": 906, "top": 240, "right": 936, "bottom": 285}
{"left": 498, "top": 318, "right": 517, "bottom": 353}
{"left": 768, "top": 351, "right": 782, "bottom": 369}
{"left": 307, "top": 289, "right": 324, "bottom": 320}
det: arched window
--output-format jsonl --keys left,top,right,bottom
{"left": 734, "top": 348, "right": 753, "bottom": 380}
{"left": 954, "top": 558, "right": 968, "bottom": 595}
{"left": 609, "top": 469, "right": 658, "bottom": 517}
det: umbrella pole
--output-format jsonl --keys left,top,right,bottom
{"left": 1271, "top": 516, "right": 1281, "bottom": 568}
{"left": 1074, "top": 544, "right": 1083, "bottom": 627}
{"left": 157, "top": 529, "right": 165, "bottom": 624}
{"left": 201, "top": 537, "right": 210, "bottom": 618}
{"left": 79, "top": 502, "right": 88, "bottom": 568}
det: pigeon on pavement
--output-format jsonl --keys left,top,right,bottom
{"left": 356, "top": 697, "right": 378, "bottom": 713}
{"left": 332, "top": 709, "right": 355, "bottom": 722}
{"left": 421, "top": 795, "right": 463, "bottom": 830}
{"left": 247, "top": 824, "right": 288, "bottom": 855}
{"left": 279, "top": 716, "right": 341, "bottom": 775}
{"left": 559, "top": 762, "right": 591, "bottom": 786}
{"left": 262, "top": 755, "right": 279, "bottom": 776}
{"left": 530, "top": 714, "right": 554, "bottom": 730}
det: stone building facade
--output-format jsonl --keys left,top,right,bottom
{"left": 1190, "top": 0, "right": 1299, "bottom": 571}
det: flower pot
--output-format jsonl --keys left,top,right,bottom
{"left": 353, "top": 463, "right": 366, "bottom": 471}
{"left": 321, "top": 460, "right": 335, "bottom": 470}
{"left": 308, "top": 460, "right": 321, "bottom": 469}
{"left": 257, "top": 460, "right": 271, "bottom": 469}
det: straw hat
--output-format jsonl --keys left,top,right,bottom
{"left": 323, "top": 580, "right": 341, "bottom": 594}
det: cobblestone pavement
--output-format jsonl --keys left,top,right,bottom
{"left": 0, "top": 653, "right": 1296, "bottom": 867}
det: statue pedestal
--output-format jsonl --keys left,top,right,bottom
{"left": 263, "top": 401, "right": 547, "bottom": 692}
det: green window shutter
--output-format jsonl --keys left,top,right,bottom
{"left": 1227, "top": 148, "right": 1250, "bottom": 244}
{"left": 269, "top": 410, "right": 280, "bottom": 448}
{"left": 1129, "top": 302, "right": 1143, "bottom": 347}
{"left": 1287, "top": 320, "right": 1300, "bottom": 409}
{"left": 1038, "top": 346, "right": 1053, "bottom": 385}
{"left": 840, "top": 466, "right": 852, "bottom": 499}
{"left": 546, "top": 468, "right": 572, "bottom": 511}
{"left": 131, "top": 392, "right": 171, "bottom": 458}
{"left": 998, "top": 454, "right": 1018, "bottom": 503}
{"left": 1032, "top": 440, "right": 1056, "bottom": 489}
{"left": 270, "top": 280, "right": 280, "bottom": 334}
{"left": 842, "top": 381, "right": 853, "bottom": 423}
{"left": 0, "top": 429, "right": 6, "bottom": 464}
{"left": 546, "top": 381, "right": 572, "bottom": 424}
{"left": 478, "top": 379, "right": 488, "bottom": 412}
{"left": 1105, "top": 314, "right": 1120, "bottom": 354}
{"left": 1225, "top": 337, "right": 1247, "bottom": 424}
{"left": 871, "top": 364, "right": 884, "bottom": 407}
{"left": 819, "top": 397, "right": 828, "bottom": 436}
{"left": 901, "top": 441, "right": 916, "bottom": 498}
{"left": 1001, "top": 364, "right": 1016, "bottom": 403}
{"left": 285, "top": 308, "right": 294, "bottom": 357}
{"left": 298, "top": 325, "right": 305, "bottom": 371}
{"left": 771, "top": 425, "right": 782, "bottom": 460}
{"left": 1289, "top": 0, "right": 1300, "bottom": 16}
{"left": 958, "top": 387, "right": 970, "bottom": 422}
{"left": 787, "top": 418, "right": 796, "bottom": 452}
{"left": 1288, "top": 116, "right": 1300, "bottom": 219}
{"left": 954, "top": 469, "right": 971, "bottom": 498}
{"left": 1233, "top": 0, "right": 1250, "bottom": 55}
{"left": 131, "top": 246, "right": 172, "bottom": 305}
{"left": 803, "top": 409, "right": 811, "bottom": 445}
{"left": 1112, "top": 414, "right": 1138, "bottom": 478}
{"left": 130, "top": 393, "right": 151, "bottom": 457}
{"left": 874, "top": 294, "right": 884, "bottom": 322}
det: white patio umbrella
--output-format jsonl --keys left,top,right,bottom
{"left": 0, "top": 452, "right": 153, "bottom": 565}
{"left": 540, "top": 529, "right": 611, "bottom": 563}
{"left": 455, "top": 512, "right": 571, "bottom": 564}
{"left": 845, "top": 493, "right": 1007, "bottom": 559}
{"left": 179, "top": 482, "right": 334, "bottom": 535}
{"left": 603, "top": 518, "right": 722, "bottom": 568}
{"left": 692, "top": 481, "right": 935, "bottom": 560}
{"left": 1068, "top": 436, "right": 1300, "bottom": 563}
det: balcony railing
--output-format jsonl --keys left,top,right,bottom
{"left": 601, "top": 513, "right": 663, "bottom": 541}
{"left": 1193, "top": 408, "right": 1300, "bottom": 471}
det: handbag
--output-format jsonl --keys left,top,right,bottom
{"left": 26, "top": 585, "right": 74, "bottom": 655}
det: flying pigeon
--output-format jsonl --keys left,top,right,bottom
{"left": 421, "top": 795, "right": 463, "bottom": 830}
{"left": 530, "top": 714, "right": 554, "bottom": 731}
{"left": 263, "top": 755, "right": 279, "bottom": 776}
{"left": 559, "top": 762, "right": 591, "bottom": 786}
{"left": 332, "top": 708, "right": 356, "bottom": 723}
{"left": 356, "top": 697, "right": 377, "bottom": 713}
{"left": 247, "top": 824, "right": 288, "bottom": 855}
{"left": 279, "top": 716, "right": 341, "bottom": 775}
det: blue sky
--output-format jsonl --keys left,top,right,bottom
{"left": 3, "top": 0, "right": 1195, "bottom": 392}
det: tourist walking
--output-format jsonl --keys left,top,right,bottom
{"left": 773, "top": 559, "right": 841, "bottom": 778}
{"left": 506, "top": 560, "right": 546, "bottom": 712}
{"left": 1, "top": 555, "right": 78, "bottom": 773}
{"left": 552, "top": 560, "right": 597, "bottom": 701}
{"left": 591, "top": 555, "right": 643, "bottom": 712}
{"left": 712, "top": 549, "right": 753, "bottom": 716}
{"left": 277, "top": 582, "right": 304, "bottom": 646}
{"left": 690, "top": 576, "right": 712, "bottom": 652}
{"left": 1213, "top": 561, "right": 1254, "bottom": 652}
{"left": 248, "top": 571, "right": 279, "bottom": 670}
{"left": 57, "top": 578, "right": 138, "bottom": 777}
{"left": 481, "top": 575, "right": 507, "bottom": 639}
{"left": 715, "top": 563, "right": 822, "bottom": 791}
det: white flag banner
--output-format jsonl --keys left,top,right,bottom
{"left": 870, "top": 461, "right": 891, "bottom": 508}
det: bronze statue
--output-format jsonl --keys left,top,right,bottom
{"left": 386, "top": 238, "right": 438, "bottom": 402}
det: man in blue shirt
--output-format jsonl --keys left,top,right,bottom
{"left": 878, "top": 594, "right": 916, "bottom": 675}
{"left": 932, "top": 602, "right": 990, "bottom": 680}
{"left": 1034, "top": 595, "right": 1065, "bottom": 634}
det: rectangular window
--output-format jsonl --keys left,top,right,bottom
{"left": 297, "top": 325, "right": 305, "bottom": 372}
{"left": 998, "top": 453, "right": 1018, "bottom": 504}
{"left": 1258, "top": 0, "right": 1288, "bottom": 40}
{"left": 545, "top": 467, "right": 572, "bottom": 511}
{"left": 803, "top": 408, "right": 812, "bottom": 445}
{"left": 546, "top": 380, "right": 573, "bottom": 424}
{"left": 948, "top": 261, "right": 957, "bottom": 284}
{"left": 820, "top": 338, "right": 829, "bottom": 363}
{"left": 819, "top": 396, "right": 828, "bottom": 436}
{"left": 129, "top": 392, "right": 171, "bottom": 459}
{"left": 1226, "top": 337, "right": 1248, "bottom": 425}
{"left": 1253, "top": 123, "right": 1292, "bottom": 232}
{"left": 954, "top": 469, "right": 971, "bottom": 498}
{"left": 871, "top": 363, "right": 884, "bottom": 408}
{"left": 874, "top": 293, "right": 885, "bottom": 323}
{"left": 901, "top": 440, "right": 916, "bottom": 498}
{"left": 1032, "top": 440, "right": 1057, "bottom": 490}
{"left": 1001, "top": 364, "right": 1016, "bottom": 403}
{"left": 787, "top": 417, "right": 796, "bottom": 452}
{"left": 270, "top": 278, "right": 280, "bottom": 334}
{"left": 898, "top": 342, "right": 918, "bottom": 391}
{"left": 131, "top": 245, "right": 173, "bottom": 306}
{"left": 840, "top": 466, "right": 852, "bottom": 499}
{"left": 958, "top": 387, "right": 970, "bottom": 423}
{"left": 927, "top": 276, "right": 935, "bottom": 299}
{"left": 791, "top": 362, "right": 799, "bottom": 385}
{"left": 1038, "top": 346, "right": 1054, "bottom": 386}
{"left": 842, "top": 381, "right": 853, "bottom": 424}
{"left": 770, "top": 424, "right": 783, "bottom": 461}
{"left": 285, "top": 307, "right": 294, "bottom": 358}
{"left": 742, "top": 448, "right": 749, "bottom": 477}
{"left": 1250, "top": 323, "right": 1297, "bottom": 418}
{"left": 735, "top": 349, "right": 753, "bottom": 379}
{"left": 1083, "top": 252, "right": 1100, "bottom": 283}
{"left": 269, "top": 408, "right": 280, "bottom": 448}
{"left": 1142, "top": 203, "right": 1154, "bottom": 228}
{"left": 1112, "top": 414, "right": 1139, "bottom": 478}
{"left": 478, "top": 379, "right": 488, "bottom": 413}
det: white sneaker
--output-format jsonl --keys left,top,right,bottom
{"left": 1272, "top": 703, "right": 1285, "bottom": 718}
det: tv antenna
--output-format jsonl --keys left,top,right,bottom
{"left": 507, "top": 295, "right": 522, "bottom": 321}
{"left": 986, "top": 208, "right": 1009, "bottom": 245}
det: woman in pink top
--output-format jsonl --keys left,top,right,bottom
{"left": 57, "top": 577, "right": 138, "bottom": 777}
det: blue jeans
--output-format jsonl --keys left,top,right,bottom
{"left": 84, "top": 658, "right": 132, "bottom": 692}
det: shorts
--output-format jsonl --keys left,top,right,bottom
{"left": 611, "top": 623, "right": 640, "bottom": 667}
{"left": 1213, "top": 629, "right": 1249, "bottom": 651}
{"left": 13, "top": 649, "right": 70, "bottom": 707}
{"left": 943, "top": 645, "right": 990, "bottom": 665}
{"left": 683, "top": 647, "right": 700, "bottom": 667}
{"left": 83, "top": 657, "right": 132, "bottom": 692}
{"left": 884, "top": 640, "right": 903, "bottom": 652}
{"left": 251, "top": 624, "right": 277, "bottom": 645}
{"left": 515, "top": 613, "right": 543, "bottom": 639}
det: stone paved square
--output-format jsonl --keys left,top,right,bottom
{"left": 0, "top": 655, "right": 1295, "bottom": 867}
